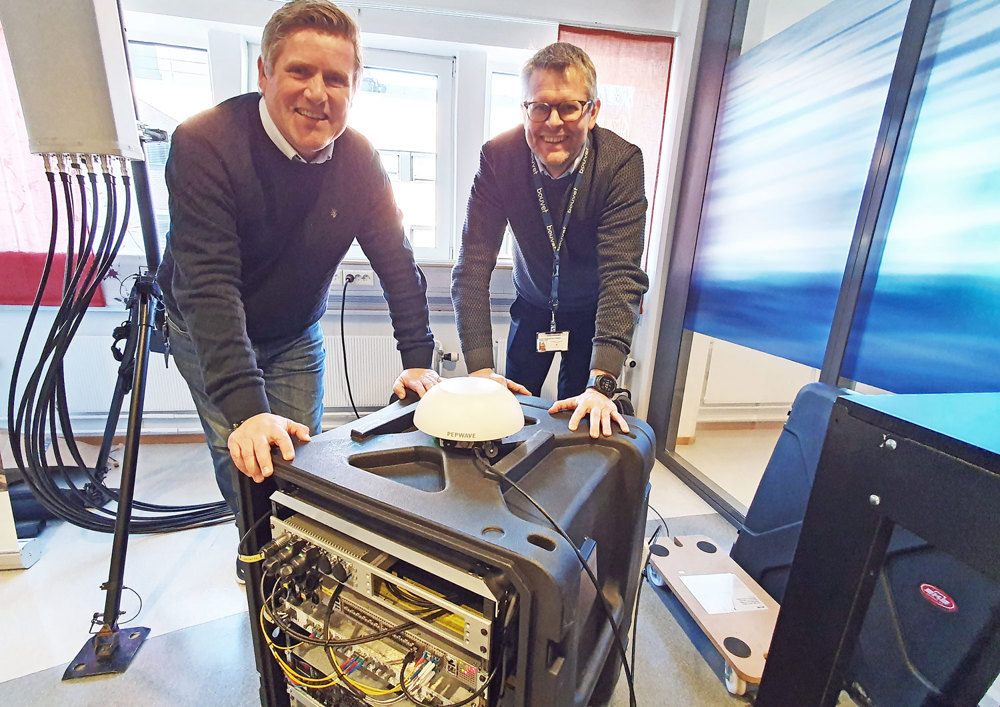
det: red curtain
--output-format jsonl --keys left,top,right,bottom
{"left": 557, "top": 26, "right": 674, "bottom": 249}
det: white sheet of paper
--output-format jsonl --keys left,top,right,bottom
{"left": 679, "top": 573, "right": 768, "bottom": 615}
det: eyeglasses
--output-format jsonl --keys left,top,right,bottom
{"left": 521, "top": 100, "right": 594, "bottom": 123}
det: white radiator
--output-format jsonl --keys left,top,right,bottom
{"left": 60, "top": 334, "right": 513, "bottom": 419}
{"left": 61, "top": 335, "right": 193, "bottom": 414}
{"left": 60, "top": 334, "right": 407, "bottom": 414}
{"left": 493, "top": 337, "right": 508, "bottom": 376}
{"left": 323, "top": 335, "right": 401, "bottom": 409}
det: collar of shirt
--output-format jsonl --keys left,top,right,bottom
{"left": 258, "top": 96, "right": 335, "bottom": 164}
{"left": 532, "top": 134, "right": 591, "bottom": 180}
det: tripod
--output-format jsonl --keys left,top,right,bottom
{"left": 62, "top": 159, "right": 162, "bottom": 679}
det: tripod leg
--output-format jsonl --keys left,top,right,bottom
{"left": 63, "top": 278, "right": 155, "bottom": 679}
{"left": 94, "top": 370, "right": 129, "bottom": 485}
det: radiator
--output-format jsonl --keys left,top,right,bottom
{"left": 493, "top": 336, "right": 508, "bottom": 376}
{"left": 60, "top": 335, "right": 193, "bottom": 415}
{"left": 60, "top": 334, "right": 512, "bottom": 417}
{"left": 61, "top": 334, "right": 408, "bottom": 414}
{"left": 323, "top": 335, "right": 401, "bottom": 409}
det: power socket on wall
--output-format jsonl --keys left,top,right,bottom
{"left": 342, "top": 268, "right": 376, "bottom": 287}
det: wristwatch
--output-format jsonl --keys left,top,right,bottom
{"left": 587, "top": 373, "right": 617, "bottom": 398}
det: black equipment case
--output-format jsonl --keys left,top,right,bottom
{"left": 732, "top": 383, "right": 1000, "bottom": 705}
{"left": 238, "top": 395, "right": 654, "bottom": 707}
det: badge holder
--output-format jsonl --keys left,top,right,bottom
{"left": 537, "top": 310, "right": 569, "bottom": 352}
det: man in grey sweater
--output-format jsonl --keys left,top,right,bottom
{"left": 451, "top": 43, "right": 649, "bottom": 438}
{"left": 157, "top": 1, "right": 440, "bottom": 518}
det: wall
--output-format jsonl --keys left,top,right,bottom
{"left": 122, "top": 0, "right": 682, "bottom": 40}
{"left": 742, "top": 0, "right": 836, "bottom": 53}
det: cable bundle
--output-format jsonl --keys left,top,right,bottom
{"left": 6, "top": 153, "right": 232, "bottom": 533}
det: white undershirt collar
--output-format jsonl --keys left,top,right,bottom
{"left": 533, "top": 134, "right": 590, "bottom": 180}
{"left": 258, "top": 97, "right": 335, "bottom": 164}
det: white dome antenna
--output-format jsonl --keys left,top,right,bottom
{"left": 414, "top": 377, "right": 524, "bottom": 444}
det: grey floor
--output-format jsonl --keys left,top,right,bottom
{"left": 0, "top": 516, "right": 746, "bottom": 707}
{"left": 0, "top": 439, "right": 760, "bottom": 706}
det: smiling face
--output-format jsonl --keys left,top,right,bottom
{"left": 522, "top": 66, "right": 600, "bottom": 178}
{"left": 258, "top": 28, "right": 355, "bottom": 159}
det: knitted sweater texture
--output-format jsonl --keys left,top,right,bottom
{"left": 157, "top": 93, "right": 433, "bottom": 424}
{"left": 451, "top": 125, "right": 648, "bottom": 376}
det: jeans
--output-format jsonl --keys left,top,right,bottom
{"left": 166, "top": 312, "right": 325, "bottom": 514}
{"left": 504, "top": 296, "right": 597, "bottom": 399}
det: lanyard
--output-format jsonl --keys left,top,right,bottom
{"left": 530, "top": 144, "right": 590, "bottom": 332}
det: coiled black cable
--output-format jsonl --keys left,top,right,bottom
{"left": 7, "top": 156, "right": 232, "bottom": 533}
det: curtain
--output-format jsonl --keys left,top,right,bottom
{"left": 557, "top": 25, "right": 673, "bottom": 245}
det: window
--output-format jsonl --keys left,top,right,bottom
{"left": 487, "top": 71, "right": 523, "bottom": 262}
{"left": 349, "top": 52, "right": 454, "bottom": 260}
{"left": 488, "top": 71, "right": 521, "bottom": 139}
{"left": 248, "top": 48, "right": 455, "bottom": 262}
{"left": 125, "top": 41, "right": 214, "bottom": 257}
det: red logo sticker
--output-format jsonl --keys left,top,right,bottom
{"left": 920, "top": 583, "right": 957, "bottom": 612}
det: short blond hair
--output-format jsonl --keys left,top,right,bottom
{"left": 261, "top": 1, "right": 363, "bottom": 86}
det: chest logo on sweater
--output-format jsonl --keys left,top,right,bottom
{"left": 329, "top": 208, "right": 338, "bottom": 220}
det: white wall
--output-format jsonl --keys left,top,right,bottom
{"left": 122, "top": 0, "right": 681, "bottom": 40}
{"left": 742, "top": 0, "right": 836, "bottom": 53}
{"left": 628, "top": 0, "right": 708, "bottom": 418}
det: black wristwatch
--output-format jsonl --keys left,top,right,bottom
{"left": 587, "top": 373, "right": 617, "bottom": 398}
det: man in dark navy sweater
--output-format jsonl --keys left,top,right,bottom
{"left": 156, "top": 0, "right": 439, "bottom": 519}
{"left": 452, "top": 43, "right": 648, "bottom": 438}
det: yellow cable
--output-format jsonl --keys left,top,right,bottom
{"left": 258, "top": 594, "right": 408, "bottom": 697}
{"left": 259, "top": 608, "right": 337, "bottom": 687}
{"left": 259, "top": 604, "right": 302, "bottom": 650}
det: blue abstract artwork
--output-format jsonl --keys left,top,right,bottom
{"left": 686, "top": 0, "right": 1000, "bottom": 393}
{"left": 685, "top": 0, "right": 909, "bottom": 369}
{"left": 842, "top": 0, "right": 1000, "bottom": 392}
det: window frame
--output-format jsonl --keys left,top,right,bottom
{"left": 247, "top": 45, "right": 456, "bottom": 262}
{"left": 484, "top": 65, "right": 525, "bottom": 263}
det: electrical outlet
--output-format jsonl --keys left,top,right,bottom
{"left": 343, "top": 268, "right": 376, "bottom": 287}
{"left": 331, "top": 270, "right": 344, "bottom": 287}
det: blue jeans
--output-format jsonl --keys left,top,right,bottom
{"left": 166, "top": 312, "right": 325, "bottom": 514}
{"left": 505, "top": 296, "right": 597, "bottom": 399}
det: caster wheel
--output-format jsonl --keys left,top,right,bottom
{"left": 645, "top": 563, "right": 666, "bottom": 588}
{"left": 724, "top": 663, "right": 747, "bottom": 696}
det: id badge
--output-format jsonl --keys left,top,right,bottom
{"left": 536, "top": 331, "right": 569, "bottom": 352}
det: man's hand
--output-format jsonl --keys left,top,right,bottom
{"left": 470, "top": 367, "right": 531, "bottom": 395}
{"left": 227, "top": 412, "right": 312, "bottom": 483}
{"left": 549, "top": 388, "right": 630, "bottom": 438}
{"left": 392, "top": 368, "right": 443, "bottom": 400}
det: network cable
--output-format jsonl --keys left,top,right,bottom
{"left": 341, "top": 274, "right": 360, "bottom": 419}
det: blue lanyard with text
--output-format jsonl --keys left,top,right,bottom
{"left": 530, "top": 144, "right": 590, "bottom": 332}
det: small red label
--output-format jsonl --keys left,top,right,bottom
{"left": 920, "top": 583, "right": 957, "bottom": 612}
